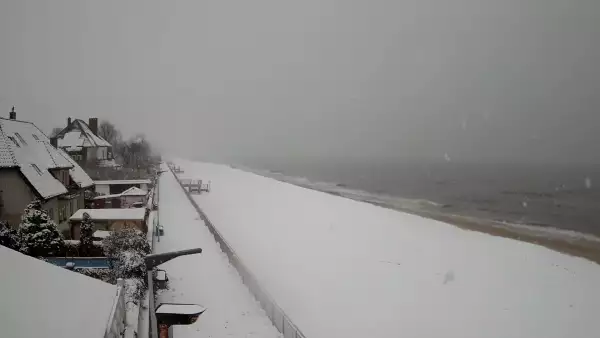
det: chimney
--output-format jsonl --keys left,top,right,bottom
{"left": 67, "top": 117, "right": 72, "bottom": 126}
{"left": 89, "top": 117, "right": 98, "bottom": 136}
{"left": 50, "top": 137, "right": 58, "bottom": 148}
{"left": 9, "top": 106, "right": 16, "bottom": 120}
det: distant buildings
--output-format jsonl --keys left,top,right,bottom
{"left": 94, "top": 179, "right": 150, "bottom": 195}
{"left": 0, "top": 108, "right": 93, "bottom": 229}
{"left": 51, "top": 117, "right": 113, "bottom": 165}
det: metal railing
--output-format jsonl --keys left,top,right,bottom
{"left": 104, "top": 278, "right": 126, "bottom": 338}
{"left": 169, "top": 168, "right": 307, "bottom": 338}
{"left": 148, "top": 184, "right": 159, "bottom": 338}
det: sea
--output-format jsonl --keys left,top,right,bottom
{"left": 243, "top": 160, "right": 600, "bottom": 236}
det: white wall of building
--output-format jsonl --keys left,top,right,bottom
{"left": 96, "top": 147, "right": 108, "bottom": 160}
{"left": 95, "top": 184, "right": 110, "bottom": 195}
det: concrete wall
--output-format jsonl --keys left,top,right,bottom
{"left": 96, "top": 184, "right": 111, "bottom": 195}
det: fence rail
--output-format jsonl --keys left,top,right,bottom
{"left": 170, "top": 168, "right": 306, "bottom": 338}
{"left": 104, "top": 278, "right": 126, "bottom": 338}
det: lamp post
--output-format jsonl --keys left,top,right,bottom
{"left": 146, "top": 248, "right": 203, "bottom": 338}
{"left": 156, "top": 303, "right": 207, "bottom": 338}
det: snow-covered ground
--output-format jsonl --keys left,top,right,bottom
{"left": 155, "top": 164, "right": 280, "bottom": 338}
{"left": 174, "top": 158, "right": 600, "bottom": 338}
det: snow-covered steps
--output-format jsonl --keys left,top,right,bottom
{"left": 173, "top": 158, "right": 600, "bottom": 338}
{"left": 155, "top": 164, "right": 280, "bottom": 338}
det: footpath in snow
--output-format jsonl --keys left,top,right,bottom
{"left": 155, "top": 165, "right": 280, "bottom": 338}
{"left": 174, "top": 158, "right": 600, "bottom": 338}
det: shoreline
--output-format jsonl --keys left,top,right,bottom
{"left": 250, "top": 168, "right": 600, "bottom": 265}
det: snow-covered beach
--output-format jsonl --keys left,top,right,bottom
{"left": 155, "top": 163, "right": 280, "bottom": 338}
{"left": 172, "top": 158, "right": 600, "bottom": 338}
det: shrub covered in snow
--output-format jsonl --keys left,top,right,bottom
{"left": 102, "top": 228, "right": 150, "bottom": 303}
{"left": 125, "top": 278, "right": 146, "bottom": 303}
{"left": 102, "top": 228, "right": 150, "bottom": 259}
{"left": 79, "top": 213, "right": 95, "bottom": 256}
{"left": 0, "top": 221, "right": 20, "bottom": 250}
{"left": 114, "top": 249, "right": 147, "bottom": 280}
{"left": 18, "top": 200, "right": 64, "bottom": 257}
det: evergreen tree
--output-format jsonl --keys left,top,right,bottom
{"left": 0, "top": 221, "right": 20, "bottom": 250}
{"left": 18, "top": 200, "right": 64, "bottom": 257}
{"left": 79, "top": 212, "right": 94, "bottom": 256}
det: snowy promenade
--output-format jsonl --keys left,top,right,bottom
{"left": 175, "top": 159, "right": 600, "bottom": 338}
{"left": 155, "top": 165, "right": 280, "bottom": 338}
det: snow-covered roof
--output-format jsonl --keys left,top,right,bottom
{"left": 93, "top": 193, "right": 123, "bottom": 200}
{"left": 57, "top": 119, "right": 111, "bottom": 149}
{"left": 56, "top": 148, "right": 94, "bottom": 188}
{"left": 93, "top": 230, "right": 112, "bottom": 239}
{"left": 0, "top": 245, "right": 117, "bottom": 338}
{"left": 0, "top": 117, "right": 72, "bottom": 199}
{"left": 95, "top": 179, "right": 151, "bottom": 185}
{"left": 70, "top": 208, "right": 146, "bottom": 221}
{"left": 121, "top": 186, "right": 148, "bottom": 196}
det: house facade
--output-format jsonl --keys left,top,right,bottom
{"left": 94, "top": 179, "right": 151, "bottom": 195}
{"left": 52, "top": 117, "right": 113, "bottom": 165}
{"left": 0, "top": 109, "right": 94, "bottom": 232}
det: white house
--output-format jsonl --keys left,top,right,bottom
{"left": 52, "top": 117, "right": 113, "bottom": 166}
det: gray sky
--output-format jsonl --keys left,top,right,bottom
{"left": 0, "top": 0, "right": 598, "bottom": 164}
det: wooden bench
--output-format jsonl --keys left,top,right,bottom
{"left": 181, "top": 179, "right": 204, "bottom": 194}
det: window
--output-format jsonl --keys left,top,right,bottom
{"left": 7, "top": 136, "right": 19, "bottom": 147}
{"left": 31, "top": 164, "right": 43, "bottom": 175}
{"left": 47, "top": 208, "right": 53, "bottom": 220}
{"left": 59, "top": 205, "right": 67, "bottom": 222}
{"left": 32, "top": 134, "right": 39, "bottom": 140}
{"left": 15, "top": 133, "right": 27, "bottom": 145}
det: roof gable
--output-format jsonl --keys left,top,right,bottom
{"left": 120, "top": 186, "right": 147, "bottom": 196}
{"left": 56, "top": 148, "right": 94, "bottom": 188}
{"left": 0, "top": 117, "right": 71, "bottom": 198}
{"left": 57, "top": 119, "right": 111, "bottom": 149}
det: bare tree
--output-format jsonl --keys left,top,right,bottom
{"left": 98, "top": 120, "right": 121, "bottom": 145}
{"left": 49, "top": 127, "right": 63, "bottom": 137}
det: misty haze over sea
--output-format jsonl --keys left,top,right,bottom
{"left": 2, "top": 2, "right": 599, "bottom": 236}
{"left": 240, "top": 158, "right": 600, "bottom": 236}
